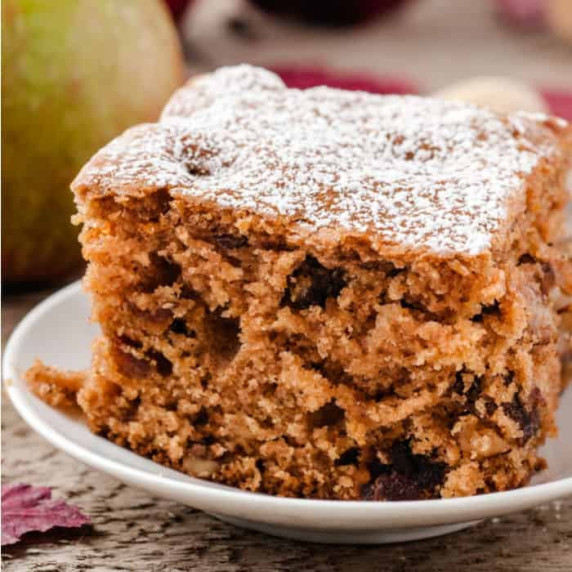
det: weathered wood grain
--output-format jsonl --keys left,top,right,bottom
{"left": 2, "top": 285, "right": 572, "bottom": 571}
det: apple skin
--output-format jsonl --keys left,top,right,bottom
{"left": 248, "top": 0, "right": 410, "bottom": 27}
{"left": 2, "top": 0, "right": 185, "bottom": 284}
{"left": 546, "top": 0, "right": 572, "bottom": 44}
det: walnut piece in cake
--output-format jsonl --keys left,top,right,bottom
{"left": 27, "top": 65, "right": 572, "bottom": 500}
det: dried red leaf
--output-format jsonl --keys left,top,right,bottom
{"left": 542, "top": 89, "right": 572, "bottom": 121}
{"left": 272, "top": 65, "right": 417, "bottom": 95}
{"left": 1, "top": 483, "right": 90, "bottom": 546}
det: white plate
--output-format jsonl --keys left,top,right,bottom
{"left": 4, "top": 281, "right": 572, "bottom": 544}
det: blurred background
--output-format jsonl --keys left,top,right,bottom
{"left": 2, "top": 0, "right": 572, "bottom": 290}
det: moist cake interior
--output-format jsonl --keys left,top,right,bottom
{"left": 26, "top": 66, "right": 572, "bottom": 501}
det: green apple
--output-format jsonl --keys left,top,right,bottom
{"left": 2, "top": 0, "right": 185, "bottom": 284}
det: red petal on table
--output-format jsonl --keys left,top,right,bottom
{"left": 494, "top": 0, "right": 546, "bottom": 25}
{"left": 1, "top": 483, "right": 90, "bottom": 546}
{"left": 542, "top": 89, "right": 572, "bottom": 121}
{"left": 272, "top": 66, "right": 417, "bottom": 95}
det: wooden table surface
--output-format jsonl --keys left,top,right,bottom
{"left": 2, "top": 287, "right": 572, "bottom": 571}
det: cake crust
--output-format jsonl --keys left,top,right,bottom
{"left": 28, "top": 66, "right": 572, "bottom": 501}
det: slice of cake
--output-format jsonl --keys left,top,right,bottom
{"left": 27, "top": 65, "right": 572, "bottom": 500}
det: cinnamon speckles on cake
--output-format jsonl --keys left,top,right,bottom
{"left": 74, "top": 65, "right": 568, "bottom": 256}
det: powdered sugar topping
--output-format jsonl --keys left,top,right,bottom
{"left": 78, "top": 65, "right": 564, "bottom": 255}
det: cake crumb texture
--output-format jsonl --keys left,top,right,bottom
{"left": 29, "top": 66, "right": 572, "bottom": 501}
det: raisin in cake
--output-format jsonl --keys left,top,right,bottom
{"left": 27, "top": 65, "right": 572, "bottom": 500}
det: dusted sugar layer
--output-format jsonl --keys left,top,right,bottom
{"left": 76, "top": 65, "right": 564, "bottom": 255}
{"left": 27, "top": 66, "right": 572, "bottom": 501}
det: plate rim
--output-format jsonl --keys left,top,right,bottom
{"left": 3, "top": 280, "right": 572, "bottom": 529}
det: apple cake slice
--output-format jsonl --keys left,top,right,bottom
{"left": 27, "top": 65, "right": 572, "bottom": 500}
